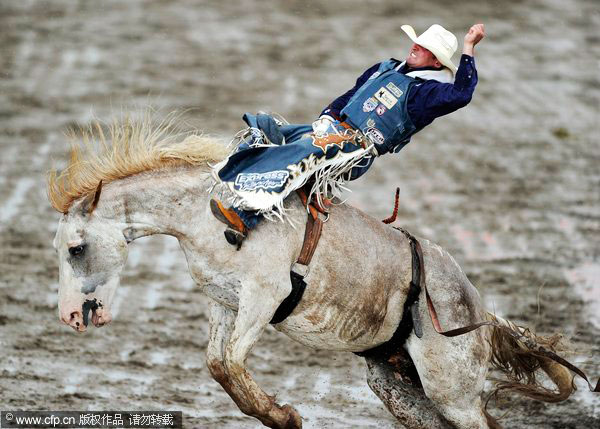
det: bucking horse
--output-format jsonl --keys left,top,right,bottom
{"left": 48, "top": 116, "right": 597, "bottom": 428}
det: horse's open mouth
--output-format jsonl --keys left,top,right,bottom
{"left": 82, "top": 298, "right": 110, "bottom": 328}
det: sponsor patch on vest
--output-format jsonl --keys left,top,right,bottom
{"left": 386, "top": 82, "right": 403, "bottom": 98}
{"left": 235, "top": 170, "right": 289, "bottom": 191}
{"left": 365, "top": 127, "right": 385, "bottom": 146}
{"left": 368, "top": 71, "right": 381, "bottom": 80}
{"left": 376, "top": 104, "right": 387, "bottom": 116}
{"left": 362, "top": 97, "right": 378, "bottom": 113}
{"left": 374, "top": 87, "right": 397, "bottom": 109}
{"left": 366, "top": 118, "right": 376, "bottom": 128}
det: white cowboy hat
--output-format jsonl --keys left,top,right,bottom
{"left": 401, "top": 24, "right": 458, "bottom": 73}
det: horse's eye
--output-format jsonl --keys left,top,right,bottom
{"left": 68, "top": 244, "right": 85, "bottom": 257}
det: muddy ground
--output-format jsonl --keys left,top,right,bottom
{"left": 0, "top": 0, "right": 598, "bottom": 427}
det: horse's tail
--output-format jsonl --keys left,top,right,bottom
{"left": 485, "top": 312, "right": 575, "bottom": 403}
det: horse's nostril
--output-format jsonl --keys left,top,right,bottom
{"left": 62, "top": 310, "right": 86, "bottom": 331}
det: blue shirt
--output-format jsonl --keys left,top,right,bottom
{"left": 321, "top": 54, "right": 477, "bottom": 131}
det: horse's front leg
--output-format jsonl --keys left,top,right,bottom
{"left": 206, "top": 302, "right": 237, "bottom": 398}
{"left": 212, "top": 279, "right": 301, "bottom": 429}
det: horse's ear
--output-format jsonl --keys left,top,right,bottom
{"left": 81, "top": 181, "right": 103, "bottom": 215}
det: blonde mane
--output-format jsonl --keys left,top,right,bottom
{"left": 47, "top": 113, "right": 229, "bottom": 213}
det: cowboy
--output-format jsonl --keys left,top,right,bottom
{"left": 211, "top": 23, "right": 486, "bottom": 247}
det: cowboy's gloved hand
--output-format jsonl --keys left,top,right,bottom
{"left": 312, "top": 115, "right": 334, "bottom": 135}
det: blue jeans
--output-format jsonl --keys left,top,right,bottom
{"left": 232, "top": 207, "right": 262, "bottom": 229}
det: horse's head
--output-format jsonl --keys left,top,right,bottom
{"left": 53, "top": 182, "right": 128, "bottom": 332}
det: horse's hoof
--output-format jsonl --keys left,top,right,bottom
{"left": 279, "top": 404, "right": 302, "bottom": 429}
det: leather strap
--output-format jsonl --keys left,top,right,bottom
{"left": 395, "top": 227, "right": 424, "bottom": 338}
{"left": 296, "top": 185, "right": 331, "bottom": 218}
{"left": 269, "top": 190, "right": 324, "bottom": 325}
{"left": 297, "top": 214, "right": 323, "bottom": 266}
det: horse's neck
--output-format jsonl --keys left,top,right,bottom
{"left": 97, "top": 165, "right": 212, "bottom": 240}
{"left": 95, "top": 165, "right": 249, "bottom": 309}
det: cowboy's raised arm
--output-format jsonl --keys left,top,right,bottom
{"left": 462, "top": 24, "right": 485, "bottom": 56}
{"left": 407, "top": 25, "right": 486, "bottom": 127}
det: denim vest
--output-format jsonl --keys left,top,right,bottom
{"left": 341, "top": 60, "right": 419, "bottom": 155}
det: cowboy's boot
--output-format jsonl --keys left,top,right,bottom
{"left": 209, "top": 199, "right": 248, "bottom": 250}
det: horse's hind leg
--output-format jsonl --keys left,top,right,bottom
{"left": 405, "top": 305, "right": 494, "bottom": 428}
{"left": 365, "top": 351, "right": 451, "bottom": 428}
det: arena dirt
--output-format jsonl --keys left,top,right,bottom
{"left": 0, "top": 0, "right": 598, "bottom": 427}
